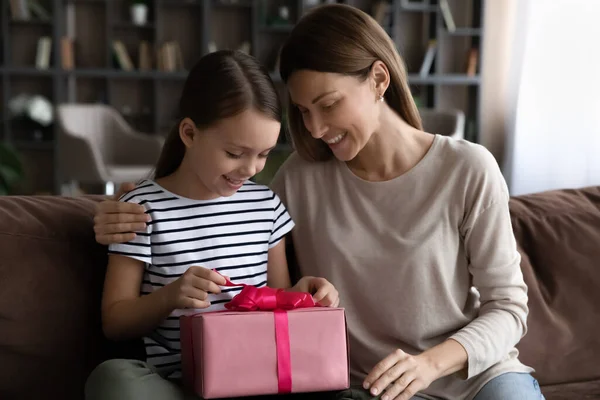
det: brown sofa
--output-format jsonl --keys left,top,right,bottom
{"left": 0, "top": 186, "right": 599, "bottom": 400}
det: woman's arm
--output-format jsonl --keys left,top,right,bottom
{"left": 449, "top": 196, "right": 528, "bottom": 378}
{"left": 101, "top": 254, "right": 174, "bottom": 340}
{"left": 267, "top": 237, "right": 292, "bottom": 289}
{"left": 267, "top": 236, "right": 339, "bottom": 307}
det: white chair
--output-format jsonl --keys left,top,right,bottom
{"left": 419, "top": 108, "right": 465, "bottom": 140}
{"left": 56, "top": 103, "right": 164, "bottom": 195}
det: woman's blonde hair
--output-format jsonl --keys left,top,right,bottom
{"left": 279, "top": 3, "right": 422, "bottom": 162}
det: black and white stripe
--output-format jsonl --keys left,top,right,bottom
{"left": 108, "top": 179, "right": 294, "bottom": 377}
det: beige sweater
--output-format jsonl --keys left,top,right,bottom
{"left": 270, "top": 134, "right": 533, "bottom": 400}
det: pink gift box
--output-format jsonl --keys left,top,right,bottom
{"left": 180, "top": 307, "right": 350, "bottom": 399}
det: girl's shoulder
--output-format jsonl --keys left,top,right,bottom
{"left": 117, "top": 179, "right": 163, "bottom": 204}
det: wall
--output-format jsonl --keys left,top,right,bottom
{"left": 479, "top": 0, "right": 518, "bottom": 164}
{"left": 504, "top": 0, "right": 600, "bottom": 195}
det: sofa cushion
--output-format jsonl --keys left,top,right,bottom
{"left": 0, "top": 195, "right": 143, "bottom": 400}
{"left": 542, "top": 379, "right": 600, "bottom": 400}
{"left": 510, "top": 186, "right": 600, "bottom": 386}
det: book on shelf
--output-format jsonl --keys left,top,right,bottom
{"left": 138, "top": 41, "right": 153, "bottom": 71}
{"left": 419, "top": 39, "right": 437, "bottom": 77}
{"left": 113, "top": 40, "right": 135, "bottom": 71}
{"left": 439, "top": 0, "right": 456, "bottom": 33}
{"left": 9, "top": 0, "right": 51, "bottom": 21}
{"left": 35, "top": 36, "right": 52, "bottom": 70}
{"left": 9, "top": 0, "right": 30, "bottom": 20}
{"left": 372, "top": 0, "right": 391, "bottom": 28}
{"left": 61, "top": 37, "right": 74, "bottom": 70}
{"left": 158, "top": 41, "right": 184, "bottom": 72}
{"left": 465, "top": 48, "right": 478, "bottom": 76}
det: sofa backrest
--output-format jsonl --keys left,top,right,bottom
{"left": 1, "top": 186, "right": 599, "bottom": 398}
{"left": 510, "top": 186, "right": 600, "bottom": 385}
{"left": 0, "top": 195, "right": 143, "bottom": 400}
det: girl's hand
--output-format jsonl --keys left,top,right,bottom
{"left": 163, "top": 266, "right": 227, "bottom": 310}
{"left": 363, "top": 349, "right": 438, "bottom": 400}
{"left": 294, "top": 276, "right": 340, "bottom": 307}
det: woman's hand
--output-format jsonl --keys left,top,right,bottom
{"left": 363, "top": 349, "right": 438, "bottom": 400}
{"left": 363, "top": 340, "right": 468, "bottom": 400}
{"left": 94, "top": 182, "right": 150, "bottom": 245}
{"left": 163, "top": 266, "right": 227, "bottom": 310}
{"left": 292, "top": 276, "right": 340, "bottom": 307}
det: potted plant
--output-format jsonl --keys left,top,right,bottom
{"left": 0, "top": 142, "right": 24, "bottom": 195}
{"left": 130, "top": 0, "right": 149, "bottom": 26}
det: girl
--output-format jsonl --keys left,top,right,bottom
{"left": 85, "top": 50, "right": 339, "bottom": 400}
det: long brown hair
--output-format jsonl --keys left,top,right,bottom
{"left": 154, "top": 50, "right": 282, "bottom": 179}
{"left": 279, "top": 4, "right": 422, "bottom": 162}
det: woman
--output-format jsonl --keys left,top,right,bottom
{"left": 93, "top": 4, "right": 543, "bottom": 400}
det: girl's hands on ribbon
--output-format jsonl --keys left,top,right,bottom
{"left": 164, "top": 266, "right": 227, "bottom": 310}
{"left": 291, "top": 276, "right": 340, "bottom": 307}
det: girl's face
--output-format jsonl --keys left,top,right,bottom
{"left": 287, "top": 68, "right": 384, "bottom": 162}
{"left": 181, "top": 109, "right": 281, "bottom": 198}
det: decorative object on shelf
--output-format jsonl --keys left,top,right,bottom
{"left": 8, "top": 94, "right": 55, "bottom": 142}
{"left": 8, "top": 94, "right": 54, "bottom": 128}
{"left": 130, "top": 0, "right": 149, "bottom": 26}
{"left": 0, "top": 143, "right": 24, "bottom": 196}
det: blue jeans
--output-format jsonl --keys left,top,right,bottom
{"left": 334, "top": 372, "right": 544, "bottom": 400}
{"left": 474, "top": 372, "right": 545, "bottom": 400}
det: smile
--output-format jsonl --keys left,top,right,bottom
{"left": 224, "top": 175, "right": 245, "bottom": 185}
{"left": 325, "top": 132, "right": 346, "bottom": 145}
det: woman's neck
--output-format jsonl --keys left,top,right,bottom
{"left": 155, "top": 160, "right": 220, "bottom": 201}
{"left": 346, "top": 105, "right": 434, "bottom": 182}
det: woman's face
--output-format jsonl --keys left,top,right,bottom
{"left": 287, "top": 69, "right": 384, "bottom": 162}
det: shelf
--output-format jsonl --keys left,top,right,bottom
{"left": 66, "top": 0, "right": 107, "bottom": 3}
{"left": 398, "top": 0, "right": 437, "bottom": 12}
{"left": 65, "top": 69, "right": 188, "bottom": 80}
{"left": 407, "top": 74, "right": 481, "bottom": 85}
{"left": 0, "top": 67, "right": 57, "bottom": 76}
{"left": 446, "top": 28, "right": 482, "bottom": 36}
{"left": 260, "top": 25, "right": 294, "bottom": 33}
{"left": 159, "top": 0, "right": 204, "bottom": 6}
{"left": 212, "top": 0, "right": 253, "bottom": 8}
{"left": 13, "top": 141, "right": 54, "bottom": 151}
{"left": 112, "top": 21, "right": 156, "bottom": 30}
{"left": 9, "top": 19, "right": 53, "bottom": 27}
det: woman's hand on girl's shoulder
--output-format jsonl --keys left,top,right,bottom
{"left": 93, "top": 182, "right": 150, "bottom": 245}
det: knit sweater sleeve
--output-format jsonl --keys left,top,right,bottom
{"left": 449, "top": 150, "right": 529, "bottom": 379}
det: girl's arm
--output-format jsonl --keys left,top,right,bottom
{"left": 101, "top": 254, "right": 174, "bottom": 340}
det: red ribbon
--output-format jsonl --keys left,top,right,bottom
{"left": 216, "top": 272, "right": 316, "bottom": 393}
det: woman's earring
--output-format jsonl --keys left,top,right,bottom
{"left": 379, "top": 95, "right": 384, "bottom": 102}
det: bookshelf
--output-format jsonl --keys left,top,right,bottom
{"left": 0, "top": 0, "right": 484, "bottom": 194}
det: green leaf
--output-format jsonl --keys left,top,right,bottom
{"left": 0, "top": 144, "right": 24, "bottom": 175}
{"left": 0, "top": 165, "right": 21, "bottom": 187}
{"left": 0, "top": 143, "right": 24, "bottom": 194}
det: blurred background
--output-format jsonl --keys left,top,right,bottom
{"left": 0, "top": 0, "right": 598, "bottom": 197}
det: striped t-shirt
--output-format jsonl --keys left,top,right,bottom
{"left": 107, "top": 179, "right": 295, "bottom": 378}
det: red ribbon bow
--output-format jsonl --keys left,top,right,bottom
{"left": 221, "top": 277, "right": 316, "bottom": 311}
{"left": 215, "top": 271, "right": 316, "bottom": 394}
